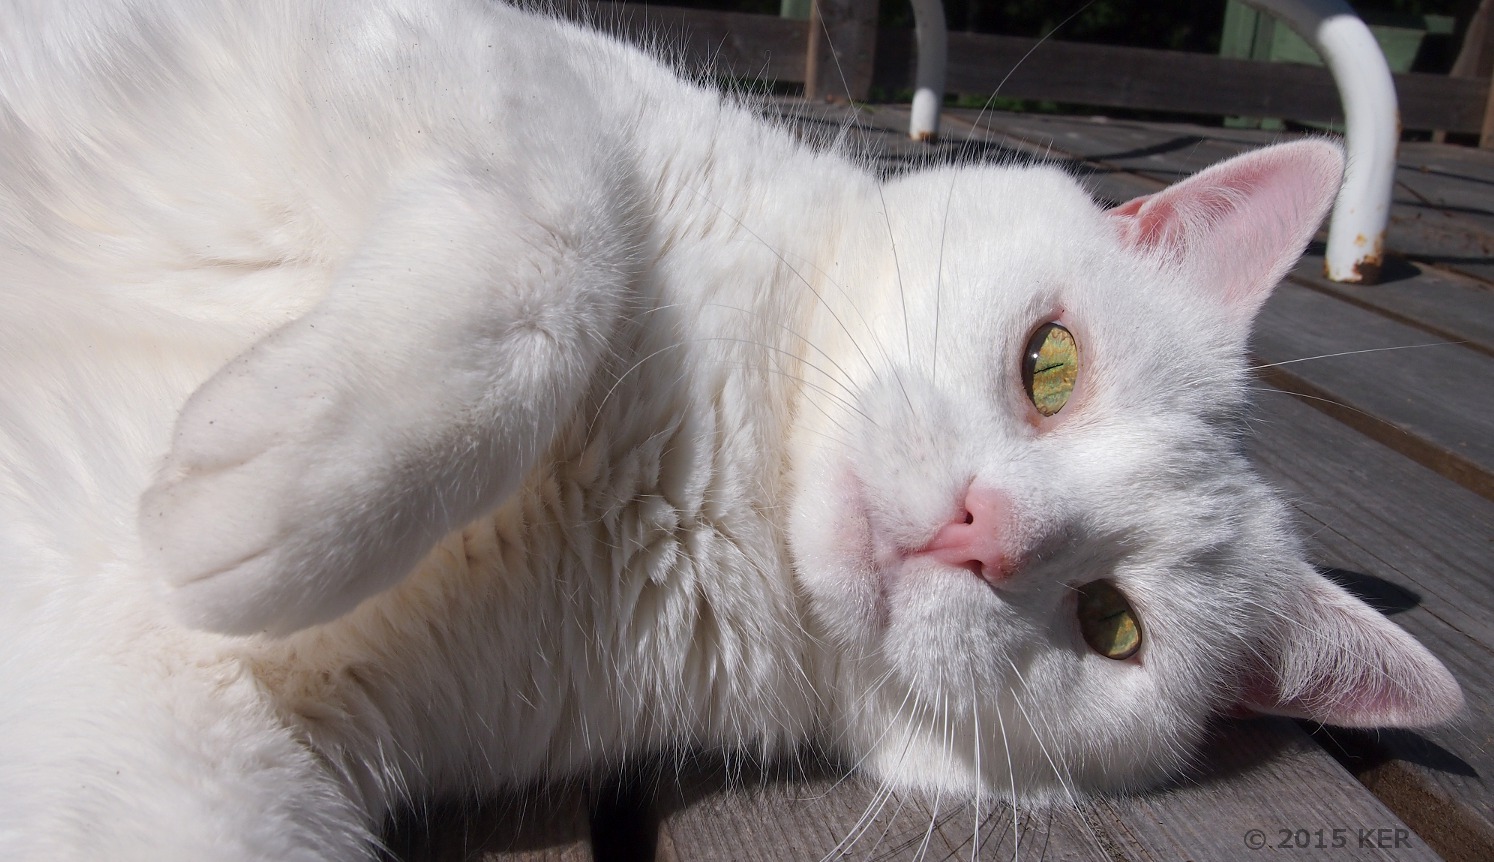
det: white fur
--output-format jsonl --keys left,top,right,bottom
{"left": 0, "top": 1, "right": 1461, "bottom": 859}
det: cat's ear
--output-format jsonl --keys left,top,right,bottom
{"left": 1238, "top": 569, "right": 1463, "bottom": 727}
{"left": 1108, "top": 140, "right": 1343, "bottom": 322}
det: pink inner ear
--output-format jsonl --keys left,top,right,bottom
{"left": 1233, "top": 574, "right": 1464, "bottom": 728}
{"left": 1105, "top": 141, "right": 1342, "bottom": 321}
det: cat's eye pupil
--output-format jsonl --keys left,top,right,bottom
{"left": 1076, "top": 580, "right": 1142, "bottom": 660}
{"left": 1022, "top": 322, "right": 1078, "bottom": 417}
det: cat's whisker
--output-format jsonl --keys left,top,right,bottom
{"left": 1249, "top": 340, "right": 1463, "bottom": 371}
{"left": 1243, "top": 384, "right": 1409, "bottom": 433}
{"left": 874, "top": 181, "right": 911, "bottom": 368}
{"left": 700, "top": 336, "right": 874, "bottom": 425}
{"left": 1176, "top": 339, "right": 1461, "bottom": 398}
{"left": 969, "top": 672, "right": 984, "bottom": 862}
{"left": 584, "top": 332, "right": 871, "bottom": 451}
{"left": 585, "top": 341, "right": 690, "bottom": 439}
{"left": 1003, "top": 658, "right": 1108, "bottom": 858}
{"left": 953, "top": 0, "right": 1098, "bottom": 168}
{"left": 700, "top": 301, "right": 863, "bottom": 400}
{"left": 812, "top": 666, "right": 912, "bottom": 792}
{"left": 920, "top": 688, "right": 973, "bottom": 862}
{"left": 816, "top": 676, "right": 893, "bottom": 765}
{"left": 674, "top": 171, "right": 920, "bottom": 417}
{"left": 992, "top": 699, "right": 1020, "bottom": 860}
{"left": 679, "top": 183, "right": 885, "bottom": 382}
{"left": 931, "top": 0, "right": 1098, "bottom": 396}
{"left": 818, "top": 688, "right": 924, "bottom": 862}
{"left": 870, "top": 179, "right": 921, "bottom": 420}
{"left": 810, "top": 1, "right": 862, "bottom": 117}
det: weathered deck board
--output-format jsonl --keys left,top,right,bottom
{"left": 1282, "top": 258, "right": 1494, "bottom": 359}
{"left": 652, "top": 720, "right": 1441, "bottom": 861}
{"left": 1252, "top": 279, "right": 1494, "bottom": 499}
{"left": 1246, "top": 389, "right": 1494, "bottom": 862}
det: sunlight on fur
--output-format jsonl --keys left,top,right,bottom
{"left": 0, "top": 1, "right": 1462, "bottom": 859}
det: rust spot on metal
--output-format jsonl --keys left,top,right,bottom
{"left": 1349, "top": 232, "right": 1387, "bottom": 284}
{"left": 1354, "top": 233, "right": 1368, "bottom": 248}
{"left": 1351, "top": 255, "right": 1383, "bottom": 284}
{"left": 911, "top": 131, "right": 938, "bottom": 144}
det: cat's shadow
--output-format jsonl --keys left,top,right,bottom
{"left": 384, "top": 780, "right": 598, "bottom": 862}
{"left": 1317, "top": 565, "right": 1422, "bottom": 615}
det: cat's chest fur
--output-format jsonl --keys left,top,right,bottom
{"left": 246, "top": 318, "right": 823, "bottom": 797}
{"left": 5, "top": 0, "right": 849, "bottom": 798}
{"left": 1, "top": 2, "right": 1464, "bottom": 857}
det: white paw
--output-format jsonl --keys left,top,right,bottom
{"left": 141, "top": 321, "right": 439, "bottom": 635}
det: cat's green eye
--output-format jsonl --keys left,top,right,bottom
{"left": 1076, "top": 580, "right": 1142, "bottom": 660}
{"left": 1022, "top": 323, "right": 1078, "bottom": 417}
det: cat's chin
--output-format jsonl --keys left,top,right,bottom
{"left": 847, "top": 692, "right": 1193, "bottom": 806}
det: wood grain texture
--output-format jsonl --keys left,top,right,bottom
{"left": 556, "top": 2, "right": 807, "bottom": 84}
{"left": 1246, "top": 389, "right": 1494, "bottom": 862}
{"left": 870, "top": 29, "right": 1488, "bottom": 133}
{"left": 1252, "top": 280, "right": 1494, "bottom": 499}
{"left": 1283, "top": 257, "right": 1494, "bottom": 360}
{"left": 651, "top": 720, "right": 1440, "bottom": 861}
{"left": 806, "top": 0, "right": 877, "bottom": 101}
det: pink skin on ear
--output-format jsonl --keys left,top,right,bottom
{"left": 1235, "top": 574, "right": 1463, "bottom": 728}
{"left": 1107, "top": 140, "right": 1344, "bottom": 323}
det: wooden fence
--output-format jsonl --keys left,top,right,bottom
{"left": 559, "top": 0, "right": 1494, "bottom": 144}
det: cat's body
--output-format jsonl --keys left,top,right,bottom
{"left": 0, "top": 1, "right": 1462, "bottom": 859}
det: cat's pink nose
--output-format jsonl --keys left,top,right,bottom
{"left": 917, "top": 485, "right": 1021, "bottom": 586}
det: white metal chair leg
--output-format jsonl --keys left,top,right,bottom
{"left": 901, "top": 0, "right": 1395, "bottom": 281}
{"left": 1241, "top": 0, "right": 1399, "bottom": 283}
{"left": 907, "top": 0, "right": 947, "bottom": 141}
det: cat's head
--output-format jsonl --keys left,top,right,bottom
{"left": 786, "top": 140, "right": 1462, "bottom": 801}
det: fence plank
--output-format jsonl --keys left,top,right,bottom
{"left": 553, "top": 5, "right": 1486, "bottom": 132}
{"left": 805, "top": 0, "right": 877, "bottom": 100}
{"left": 869, "top": 28, "right": 1488, "bottom": 132}
{"left": 556, "top": 2, "right": 808, "bottom": 83}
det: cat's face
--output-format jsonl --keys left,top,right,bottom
{"left": 785, "top": 143, "right": 1462, "bottom": 801}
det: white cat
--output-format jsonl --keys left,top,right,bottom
{"left": 0, "top": 0, "right": 1462, "bottom": 859}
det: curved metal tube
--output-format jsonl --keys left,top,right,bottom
{"left": 907, "top": 0, "right": 947, "bottom": 141}
{"left": 1240, "top": 0, "right": 1398, "bottom": 283}
{"left": 900, "top": 0, "right": 1397, "bottom": 282}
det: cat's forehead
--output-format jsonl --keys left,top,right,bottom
{"left": 886, "top": 163, "right": 1110, "bottom": 238}
{"left": 871, "top": 166, "right": 1179, "bottom": 330}
{"left": 876, "top": 164, "right": 1129, "bottom": 299}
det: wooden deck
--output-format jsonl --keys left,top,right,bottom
{"left": 392, "top": 104, "right": 1494, "bottom": 862}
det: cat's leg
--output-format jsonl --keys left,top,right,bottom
{"left": 141, "top": 158, "right": 638, "bottom": 635}
{"left": 0, "top": 626, "right": 375, "bottom": 861}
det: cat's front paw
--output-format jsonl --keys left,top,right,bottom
{"left": 140, "top": 323, "right": 442, "bottom": 636}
